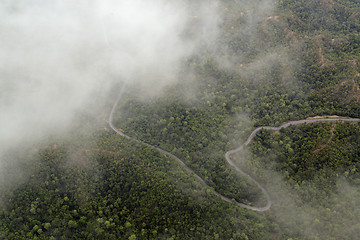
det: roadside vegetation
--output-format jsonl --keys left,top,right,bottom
{"left": 1, "top": 0, "right": 360, "bottom": 239}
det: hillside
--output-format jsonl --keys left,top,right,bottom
{"left": 1, "top": 0, "right": 360, "bottom": 239}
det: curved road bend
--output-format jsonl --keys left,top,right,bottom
{"left": 225, "top": 117, "right": 360, "bottom": 211}
{"left": 109, "top": 84, "right": 360, "bottom": 211}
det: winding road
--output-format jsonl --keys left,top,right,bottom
{"left": 109, "top": 84, "right": 360, "bottom": 211}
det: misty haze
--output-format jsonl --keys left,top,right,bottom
{"left": 1, "top": 0, "right": 360, "bottom": 239}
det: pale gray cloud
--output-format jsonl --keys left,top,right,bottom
{"left": 0, "top": 0, "right": 220, "bottom": 163}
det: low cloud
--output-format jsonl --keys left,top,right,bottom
{"left": 0, "top": 0, "right": 220, "bottom": 163}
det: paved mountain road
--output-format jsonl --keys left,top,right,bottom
{"left": 109, "top": 84, "right": 360, "bottom": 211}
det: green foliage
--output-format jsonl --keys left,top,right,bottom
{"left": 279, "top": 0, "right": 360, "bottom": 33}
{"left": 0, "top": 129, "right": 277, "bottom": 239}
{"left": 249, "top": 122, "right": 360, "bottom": 239}
{"left": 252, "top": 122, "right": 360, "bottom": 185}
{"left": 1, "top": 1, "right": 360, "bottom": 239}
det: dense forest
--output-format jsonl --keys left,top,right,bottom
{"left": 248, "top": 121, "right": 360, "bottom": 239}
{"left": 1, "top": 0, "right": 360, "bottom": 239}
{"left": 0, "top": 126, "right": 276, "bottom": 239}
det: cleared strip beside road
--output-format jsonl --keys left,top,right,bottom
{"left": 109, "top": 84, "right": 360, "bottom": 211}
